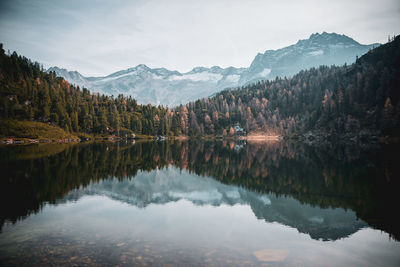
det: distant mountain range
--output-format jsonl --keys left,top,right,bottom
{"left": 48, "top": 32, "right": 379, "bottom": 106}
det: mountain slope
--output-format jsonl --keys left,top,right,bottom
{"left": 2, "top": 36, "right": 397, "bottom": 140}
{"left": 49, "top": 32, "right": 378, "bottom": 106}
{"left": 182, "top": 35, "right": 399, "bottom": 138}
{"left": 240, "top": 32, "right": 379, "bottom": 84}
{"left": 48, "top": 65, "right": 246, "bottom": 106}
{"left": 0, "top": 46, "right": 172, "bottom": 138}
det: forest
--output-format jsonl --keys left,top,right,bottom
{"left": 0, "top": 36, "right": 399, "bottom": 139}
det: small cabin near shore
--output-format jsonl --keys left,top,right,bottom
{"left": 234, "top": 123, "right": 244, "bottom": 136}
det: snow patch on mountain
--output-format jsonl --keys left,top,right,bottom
{"left": 169, "top": 72, "right": 223, "bottom": 83}
{"left": 224, "top": 74, "right": 240, "bottom": 83}
{"left": 308, "top": 50, "right": 324, "bottom": 56}
{"left": 98, "top": 72, "right": 136, "bottom": 82}
{"left": 152, "top": 73, "right": 164, "bottom": 80}
{"left": 259, "top": 68, "right": 271, "bottom": 77}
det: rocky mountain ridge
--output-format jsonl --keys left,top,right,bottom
{"left": 48, "top": 32, "right": 379, "bottom": 106}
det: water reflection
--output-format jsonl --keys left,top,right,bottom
{"left": 60, "top": 167, "right": 366, "bottom": 241}
{"left": 0, "top": 140, "right": 399, "bottom": 242}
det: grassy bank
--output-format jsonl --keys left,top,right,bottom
{"left": 0, "top": 120, "right": 79, "bottom": 141}
{"left": 0, "top": 120, "right": 158, "bottom": 143}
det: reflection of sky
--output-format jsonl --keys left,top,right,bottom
{"left": 1, "top": 195, "right": 399, "bottom": 266}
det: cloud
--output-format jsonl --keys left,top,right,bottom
{"left": 0, "top": 0, "right": 399, "bottom": 76}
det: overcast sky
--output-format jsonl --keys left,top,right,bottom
{"left": 0, "top": 0, "right": 399, "bottom": 76}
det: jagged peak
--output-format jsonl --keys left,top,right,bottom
{"left": 47, "top": 66, "right": 70, "bottom": 73}
{"left": 124, "top": 64, "right": 150, "bottom": 72}
{"left": 135, "top": 63, "right": 149, "bottom": 70}
{"left": 47, "top": 66, "right": 62, "bottom": 71}
{"left": 190, "top": 66, "right": 209, "bottom": 73}
{"left": 47, "top": 66, "right": 85, "bottom": 79}
{"left": 210, "top": 66, "right": 223, "bottom": 71}
{"left": 305, "top": 32, "right": 359, "bottom": 45}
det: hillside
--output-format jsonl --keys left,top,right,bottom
{"left": 49, "top": 32, "right": 378, "bottom": 106}
{"left": 0, "top": 44, "right": 169, "bottom": 139}
{"left": 181, "top": 36, "right": 400, "bottom": 140}
{"left": 0, "top": 36, "right": 399, "bottom": 141}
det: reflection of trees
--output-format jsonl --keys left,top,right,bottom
{"left": 1, "top": 141, "right": 399, "bottom": 240}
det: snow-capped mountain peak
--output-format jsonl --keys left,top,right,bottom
{"left": 239, "top": 32, "right": 379, "bottom": 84}
{"left": 48, "top": 32, "right": 380, "bottom": 106}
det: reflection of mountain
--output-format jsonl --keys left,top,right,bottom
{"left": 62, "top": 167, "right": 366, "bottom": 241}
{"left": 1, "top": 141, "right": 398, "bottom": 240}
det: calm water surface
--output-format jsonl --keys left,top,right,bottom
{"left": 0, "top": 140, "right": 399, "bottom": 266}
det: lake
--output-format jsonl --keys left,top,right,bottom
{"left": 0, "top": 140, "right": 399, "bottom": 266}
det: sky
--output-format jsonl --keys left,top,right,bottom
{"left": 0, "top": 0, "right": 399, "bottom": 77}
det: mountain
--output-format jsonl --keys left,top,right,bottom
{"left": 2, "top": 35, "right": 398, "bottom": 140}
{"left": 240, "top": 32, "right": 380, "bottom": 84}
{"left": 48, "top": 32, "right": 379, "bottom": 106}
{"left": 48, "top": 65, "right": 246, "bottom": 106}
{"left": 181, "top": 35, "right": 399, "bottom": 138}
{"left": 46, "top": 67, "right": 88, "bottom": 88}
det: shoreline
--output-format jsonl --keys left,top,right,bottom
{"left": 240, "top": 135, "right": 281, "bottom": 142}
{"left": 0, "top": 134, "right": 283, "bottom": 145}
{"left": 2, "top": 134, "right": 398, "bottom": 145}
